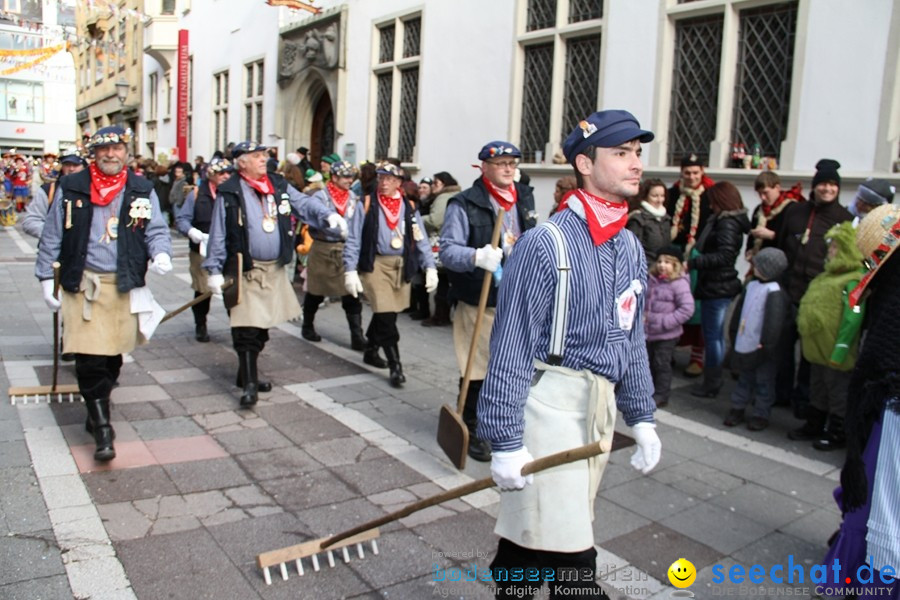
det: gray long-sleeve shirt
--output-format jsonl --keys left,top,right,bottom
{"left": 35, "top": 187, "right": 172, "bottom": 281}
{"left": 342, "top": 197, "right": 436, "bottom": 272}
{"left": 21, "top": 185, "right": 49, "bottom": 239}
{"left": 202, "top": 178, "right": 337, "bottom": 274}
{"left": 439, "top": 197, "right": 523, "bottom": 274}
{"left": 175, "top": 189, "right": 197, "bottom": 237}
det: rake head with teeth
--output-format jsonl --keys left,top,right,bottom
{"left": 256, "top": 528, "right": 380, "bottom": 584}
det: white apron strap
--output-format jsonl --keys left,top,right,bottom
{"left": 542, "top": 221, "right": 570, "bottom": 366}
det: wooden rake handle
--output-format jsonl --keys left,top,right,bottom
{"left": 159, "top": 279, "right": 233, "bottom": 324}
{"left": 320, "top": 438, "right": 611, "bottom": 550}
{"left": 456, "top": 208, "right": 505, "bottom": 415}
{"left": 51, "top": 261, "right": 61, "bottom": 391}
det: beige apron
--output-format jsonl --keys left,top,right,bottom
{"left": 189, "top": 250, "right": 210, "bottom": 294}
{"left": 360, "top": 255, "right": 410, "bottom": 313}
{"left": 306, "top": 240, "right": 348, "bottom": 297}
{"left": 61, "top": 271, "right": 140, "bottom": 355}
{"left": 452, "top": 303, "right": 495, "bottom": 379}
{"left": 494, "top": 360, "right": 618, "bottom": 552}
{"left": 229, "top": 260, "right": 301, "bottom": 328}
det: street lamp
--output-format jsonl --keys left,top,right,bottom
{"left": 114, "top": 78, "right": 129, "bottom": 105}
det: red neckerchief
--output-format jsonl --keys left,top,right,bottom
{"left": 558, "top": 189, "right": 628, "bottom": 246}
{"left": 88, "top": 163, "right": 127, "bottom": 206}
{"left": 378, "top": 192, "right": 403, "bottom": 230}
{"left": 482, "top": 176, "right": 517, "bottom": 212}
{"left": 327, "top": 180, "right": 350, "bottom": 216}
{"left": 762, "top": 183, "right": 804, "bottom": 217}
{"left": 240, "top": 173, "right": 274, "bottom": 196}
{"left": 208, "top": 181, "right": 218, "bottom": 199}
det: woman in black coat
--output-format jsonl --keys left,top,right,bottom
{"left": 687, "top": 181, "right": 751, "bottom": 397}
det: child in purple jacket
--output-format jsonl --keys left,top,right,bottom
{"left": 645, "top": 245, "right": 695, "bottom": 406}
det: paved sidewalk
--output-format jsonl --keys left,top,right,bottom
{"left": 1, "top": 222, "right": 845, "bottom": 600}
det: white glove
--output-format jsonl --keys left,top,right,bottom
{"left": 207, "top": 273, "right": 225, "bottom": 297}
{"left": 201, "top": 232, "right": 209, "bottom": 244}
{"left": 425, "top": 268, "right": 438, "bottom": 293}
{"left": 490, "top": 447, "right": 535, "bottom": 490}
{"left": 41, "top": 279, "right": 61, "bottom": 312}
{"left": 474, "top": 244, "right": 503, "bottom": 272}
{"left": 344, "top": 270, "right": 364, "bottom": 298}
{"left": 327, "top": 213, "right": 348, "bottom": 240}
{"left": 630, "top": 422, "right": 662, "bottom": 474}
{"left": 149, "top": 253, "right": 172, "bottom": 276}
{"left": 187, "top": 227, "right": 204, "bottom": 244}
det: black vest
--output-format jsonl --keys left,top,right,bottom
{"left": 446, "top": 179, "right": 537, "bottom": 307}
{"left": 189, "top": 179, "right": 216, "bottom": 253}
{"left": 358, "top": 196, "right": 418, "bottom": 283}
{"left": 217, "top": 172, "right": 293, "bottom": 272}
{"left": 58, "top": 169, "right": 156, "bottom": 293}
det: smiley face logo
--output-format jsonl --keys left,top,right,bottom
{"left": 668, "top": 558, "right": 696, "bottom": 588}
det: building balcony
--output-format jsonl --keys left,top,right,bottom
{"left": 143, "top": 15, "right": 179, "bottom": 70}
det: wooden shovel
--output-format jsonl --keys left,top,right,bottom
{"left": 436, "top": 208, "right": 506, "bottom": 469}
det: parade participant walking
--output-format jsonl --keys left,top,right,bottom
{"left": 478, "top": 111, "right": 661, "bottom": 599}
{"left": 22, "top": 148, "right": 87, "bottom": 240}
{"left": 175, "top": 157, "right": 234, "bottom": 343}
{"left": 35, "top": 126, "right": 173, "bottom": 462}
{"left": 204, "top": 142, "right": 347, "bottom": 407}
{"left": 343, "top": 163, "right": 437, "bottom": 387}
{"left": 301, "top": 160, "right": 367, "bottom": 351}
{"left": 440, "top": 141, "right": 537, "bottom": 461}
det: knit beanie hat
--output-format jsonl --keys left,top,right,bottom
{"left": 811, "top": 158, "right": 841, "bottom": 188}
{"left": 656, "top": 244, "right": 684, "bottom": 263}
{"left": 752, "top": 247, "right": 788, "bottom": 281}
{"left": 855, "top": 177, "right": 895, "bottom": 207}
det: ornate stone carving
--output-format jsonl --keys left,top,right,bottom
{"left": 280, "top": 22, "right": 339, "bottom": 80}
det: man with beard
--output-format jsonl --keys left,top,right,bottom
{"left": 439, "top": 141, "right": 537, "bottom": 462}
{"left": 23, "top": 147, "right": 87, "bottom": 239}
{"left": 478, "top": 111, "right": 660, "bottom": 599}
{"left": 301, "top": 160, "right": 368, "bottom": 353}
{"left": 176, "top": 157, "right": 234, "bottom": 342}
{"left": 204, "top": 142, "right": 347, "bottom": 407}
{"left": 35, "top": 126, "right": 173, "bottom": 462}
{"left": 666, "top": 154, "right": 714, "bottom": 378}
{"left": 343, "top": 163, "right": 437, "bottom": 387}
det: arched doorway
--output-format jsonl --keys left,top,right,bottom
{"left": 310, "top": 90, "right": 334, "bottom": 167}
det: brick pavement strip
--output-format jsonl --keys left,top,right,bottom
{"left": 1, "top": 226, "right": 851, "bottom": 599}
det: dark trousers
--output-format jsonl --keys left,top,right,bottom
{"left": 775, "top": 304, "right": 810, "bottom": 407}
{"left": 647, "top": 338, "right": 678, "bottom": 405}
{"left": 731, "top": 358, "right": 778, "bottom": 419}
{"left": 489, "top": 538, "right": 609, "bottom": 599}
{"left": 304, "top": 293, "right": 362, "bottom": 314}
{"left": 191, "top": 291, "right": 211, "bottom": 326}
{"left": 74, "top": 353, "right": 122, "bottom": 398}
{"left": 460, "top": 378, "right": 482, "bottom": 429}
{"left": 231, "top": 327, "right": 269, "bottom": 353}
{"left": 435, "top": 270, "right": 450, "bottom": 303}
{"left": 366, "top": 312, "right": 399, "bottom": 347}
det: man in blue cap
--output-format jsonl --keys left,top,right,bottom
{"left": 439, "top": 141, "right": 537, "bottom": 462}
{"left": 175, "top": 157, "right": 234, "bottom": 343}
{"left": 22, "top": 147, "right": 86, "bottom": 239}
{"left": 35, "top": 126, "right": 173, "bottom": 462}
{"left": 478, "top": 111, "right": 661, "bottom": 598}
{"left": 204, "top": 141, "right": 348, "bottom": 407}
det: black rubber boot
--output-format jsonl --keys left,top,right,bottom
{"left": 195, "top": 323, "right": 210, "bottom": 343}
{"left": 346, "top": 312, "right": 366, "bottom": 351}
{"left": 363, "top": 343, "right": 388, "bottom": 369}
{"left": 813, "top": 415, "right": 847, "bottom": 451}
{"left": 788, "top": 406, "right": 827, "bottom": 441}
{"left": 383, "top": 345, "right": 406, "bottom": 388}
{"left": 235, "top": 353, "right": 271, "bottom": 392}
{"left": 408, "top": 284, "right": 430, "bottom": 320}
{"left": 462, "top": 379, "right": 491, "bottom": 462}
{"left": 301, "top": 300, "right": 322, "bottom": 342}
{"left": 422, "top": 296, "right": 451, "bottom": 327}
{"left": 85, "top": 394, "right": 115, "bottom": 462}
{"left": 690, "top": 365, "right": 723, "bottom": 398}
{"left": 238, "top": 351, "right": 258, "bottom": 407}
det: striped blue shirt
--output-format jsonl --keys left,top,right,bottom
{"left": 477, "top": 207, "right": 656, "bottom": 452}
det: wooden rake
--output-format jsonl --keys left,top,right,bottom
{"left": 256, "top": 438, "right": 612, "bottom": 585}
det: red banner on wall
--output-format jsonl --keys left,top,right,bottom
{"left": 176, "top": 29, "right": 189, "bottom": 162}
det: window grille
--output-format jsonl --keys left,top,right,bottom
{"left": 398, "top": 68, "right": 419, "bottom": 163}
{"left": 519, "top": 43, "right": 554, "bottom": 162}
{"left": 731, "top": 2, "right": 797, "bottom": 160}
{"left": 379, "top": 25, "right": 395, "bottom": 63}
{"left": 667, "top": 14, "right": 724, "bottom": 165}
{"left": 526, "top": 0, "right": 557, "bottom": 31}
{"left": 568, "top": 0, "right": 602, "bottom": 24}
{"left": 162, "top": 0, "right": 175, "bottom": 15}
{"left": 561, "top": 34, "right": 601, "bottom": 142}
{"left": 375, "top": 72, "right": 392, "bottom": 160}
{"left": 403, "top": 17, "right": 421, "bottom": 58}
